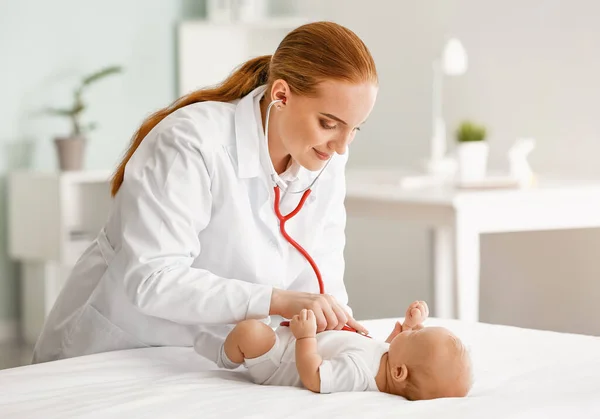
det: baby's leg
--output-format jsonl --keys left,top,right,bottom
{"left": 224, "top": 320, "right": 276, "bottom": 364}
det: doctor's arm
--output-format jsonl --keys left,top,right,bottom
{"left": 118, "top": 122, "right": 272, "bottom": 325}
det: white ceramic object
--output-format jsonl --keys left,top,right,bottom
{"left": 457, "top": 141, "right": 489, "bottom": 183}
{"left": 508, "top": 137, "right": 536, "bottom": 186}
{"left": 233, "top": 0, "right": 268, "bottom": 22}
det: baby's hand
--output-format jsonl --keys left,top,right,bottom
{"left": 291, "top": 309, "right": 318, "bottom": 340}
{"left": 403, "top": 301, "right": 429, "bottom": 330}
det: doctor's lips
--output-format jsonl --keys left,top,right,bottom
{"left": 313, "top": 148, "right": 331, "bottom": 160}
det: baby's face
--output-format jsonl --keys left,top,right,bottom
{"left": 388, "top": 327, "right": 471, "bottom": 400}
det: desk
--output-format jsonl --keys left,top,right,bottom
{"left": 344, "top": 169, "right": 600, "bottom": 322}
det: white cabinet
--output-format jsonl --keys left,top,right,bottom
{"left": 177, "top": 18, "right": 308, "bottom": 95}
{"left": 8, "top": 170, "right": 112, "bottom": 344}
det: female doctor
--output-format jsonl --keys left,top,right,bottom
{"left": 33, "top": 21, "right": 378, "bottom": 364}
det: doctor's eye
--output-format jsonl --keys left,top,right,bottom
{"left": 319, "top": 119, "right": 337, "bottom": 130}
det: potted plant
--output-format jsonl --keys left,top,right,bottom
{"left": 455, "top": 120, "right": 488, "bottom": 182}
{"left": 45, "top": 65, "right": 122, "bottom": 171}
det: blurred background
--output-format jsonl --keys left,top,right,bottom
{"left": 1, "top": 0, "right": 599, "bottom": 368}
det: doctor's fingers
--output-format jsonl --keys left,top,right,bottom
{"left": 330, "top": 303, "right": 349, "bottom": 330}
{"left": 346, "top": 316, "right": 368, "bottom": 335}
{"left": 311, "top": 304, "right": 337, "bottom": 332}
{"left": 321, "top": 304, "right": 340, "bottom": 331}
{"left": 312, "top": 309, "right": 328, "bottom": 332}
{"left": 310, "top": 295, "right": 343, "bottom": 331}
{"left": 315, "top": 294, "right": 364, "bottom": 333}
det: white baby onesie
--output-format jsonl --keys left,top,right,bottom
{"left": 243, "top": 327, "right": 390, "bottom": 393}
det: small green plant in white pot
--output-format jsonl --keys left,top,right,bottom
{"left": 44, "top": 65, "right": 122, "bottom": 171}
{"left": 455, "top": 121, "right": 488, "bottom": 182}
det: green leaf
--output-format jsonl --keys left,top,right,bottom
{"left": 44, "top": 107, "right": 76, "bottom": 117}
{"left": 72, "top": 102, "right": 85, "bottom": 115}
{"left": 81, "top": 65, "right": 123, "bottom": 87}
{"left": 83, "top": 122, "right": 97, "bottom": 132}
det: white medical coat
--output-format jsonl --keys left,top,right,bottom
{"left": 32, "top": 85, "right": 352, "bottom": 364}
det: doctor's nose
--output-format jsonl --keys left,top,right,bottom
{"left": 329, "top": 133, "right": 353, "bottom": 156}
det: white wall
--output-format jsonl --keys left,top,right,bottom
{"left": 299, "top": 1, "right": 600, "bottom": 335}
{"left": 445, "top": 0, "right": 600, "bottom": 335}
{"left": 2, "top": 0, "right": 598, "bottom": 337}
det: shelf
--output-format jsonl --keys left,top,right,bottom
{"left": 9, "top": 169, "right": 112, "bottom": 184}
{"left": 60, "top": 170, "right": 113, "bottom": 184}
{"left": 180, "top": 17, "right": 311, "bottom": 30}
{"left": 8, "top": 171, "right": 112, "bottom": 263}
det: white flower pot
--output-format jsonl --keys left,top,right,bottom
{"left": 457, "top": 141, "right": 489, "bottom": 182}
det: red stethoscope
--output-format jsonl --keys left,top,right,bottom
{"left": 273, "top": 185, "right": 364, "bottom": 335}
{"left": 264, "top": 96, "right": 368, "bottom": 337}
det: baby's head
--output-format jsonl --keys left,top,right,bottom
{"left": 386, "top": 327, "right": 472, "bottom": 400}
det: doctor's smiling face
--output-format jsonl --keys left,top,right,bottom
{"left": 257, "top": 21, "right": 378, "bottom": 175}
{"left": 263, "top": 79, "right": 378, "bottom": 173}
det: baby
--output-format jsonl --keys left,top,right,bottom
{"left": 197, "top": 301, "right": 472, "bottom": 400}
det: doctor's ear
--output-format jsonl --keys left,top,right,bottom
{"left": 270, "top": 79, "right": 290, "bottom": 107}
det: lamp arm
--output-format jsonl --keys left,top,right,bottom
{"left": 431, "top": 59, "right": 446, "bottom": 162}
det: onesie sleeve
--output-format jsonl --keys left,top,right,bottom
{"left": 318, "top": 353, "right": 373, "bottom": 393}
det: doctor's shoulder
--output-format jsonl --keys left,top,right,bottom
{"left": 160, "top": 100, "right": 237, "bottom": 151}
{"left": 134, "top": 100, "right": 238, "bottom": 172}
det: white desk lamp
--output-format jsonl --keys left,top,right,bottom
{"left": 425, "top": 38, "right": 468, "bottom": 176}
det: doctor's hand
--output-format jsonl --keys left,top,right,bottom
{"left": 270, "top": 289, "right": 367, "bottom": 334}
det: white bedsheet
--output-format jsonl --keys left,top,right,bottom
{"left": 1, "top": 318, "right": 600, "bottom": 418}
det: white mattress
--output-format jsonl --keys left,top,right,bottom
{"left": 2, "top": 318, "right": 600, "bottom": 418}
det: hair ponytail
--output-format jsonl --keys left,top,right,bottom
{"left": 110, "top": 55, "right": 271, "bottom": 196}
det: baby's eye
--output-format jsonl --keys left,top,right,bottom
{"left": 320, "top": 119, "right": 336, "bottom": 130}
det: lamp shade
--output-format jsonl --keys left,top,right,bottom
{"left": 442, "top": 38, "right": 468, "bottom": 75}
